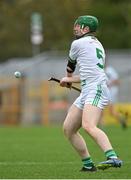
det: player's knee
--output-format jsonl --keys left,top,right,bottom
{"left": 63, "top": 123, "right": 72, "bottom": 139}
{"left": 82, "top": 121, "right": 96, "bottom": 135}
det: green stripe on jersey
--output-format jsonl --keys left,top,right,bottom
{"left": 68, "top": 57, "right": 76, "bottom": 64}
{"left": 92, "top": 85, "right": 102, "bottom": 106}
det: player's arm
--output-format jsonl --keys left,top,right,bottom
{"left": 60, "top": 40, "right": 78, "bottom": 87}
{"left": 66, "top": 57, "right": 77, "bottom": 75}
{"left": 69, "top": 75, "right": 80, "bottom": 83}
{"left": 60, "top": 75, "right": 80, "bottom": 84}
{"left": 108, "top": 79, "right": 120, "bottom": 87}
{"left": 67, "top": 40, "right": 78, "bottom": 76}
{"left": 60, "top": 58, "right": 77, "bottom": 87}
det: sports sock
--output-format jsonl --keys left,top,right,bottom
{"left": 105, "top": 149, "right": 117, "bottom": 159}
{"left": 82, "top": 157, "right": 94, "bottom": 168}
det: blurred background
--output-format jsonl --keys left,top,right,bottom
{"left": 0, "top": 0, "right": 131, "bottom": 126}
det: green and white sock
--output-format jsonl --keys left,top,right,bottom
{"left": 105, "top": 149, "right": 117, "bottom": 159}
{"left": 82, "top": 157, "right": 94, "bottom": 168}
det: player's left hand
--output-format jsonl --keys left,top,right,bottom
{"left": 60, "top": 77, "right": 72, "bottom": 88}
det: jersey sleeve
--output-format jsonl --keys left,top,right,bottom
{"left": 69, "top": 40, "right": 79, "bottom": 62}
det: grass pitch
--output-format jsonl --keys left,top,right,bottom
{"left": 0, "top": 125, "right": 130, "bottom": 179}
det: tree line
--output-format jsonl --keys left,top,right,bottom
{"left": 0, "top": 0, "right": 131, "bottom": 61}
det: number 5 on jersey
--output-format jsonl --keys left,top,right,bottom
{"left": 96, "top": 48, "right": 104, "bottom": 69}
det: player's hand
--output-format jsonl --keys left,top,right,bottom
{"left": 60, "top": 77, "right": 72, "bottom": 88}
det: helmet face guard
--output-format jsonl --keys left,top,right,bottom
{"left": 74, "top": 15, "right": 99, "bottom": 33}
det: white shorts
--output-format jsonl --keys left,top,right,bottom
{"left": 73, "top": 83, "right": 111, "bottom": 110}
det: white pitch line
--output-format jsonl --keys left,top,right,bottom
{"left": 0, "top": 161, "right": 130, "bottom": 166}
{"left": 0, "top": 161, "right": 77, "bottom": 166}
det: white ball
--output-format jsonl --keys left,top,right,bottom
{"left": 14, "top": 71, "right": 21, "bottom": 78}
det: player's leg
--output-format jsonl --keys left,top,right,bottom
{"left": 63, "top": 104, "right": 88, "bottom": 158}
{"left": 98, "top": 110, "right": 105, "bottom": 129}
{"left": 82, "top": 104, "right": 122, "bottom": 170}
{"left": 63, "top": 104, "right": 96, "bottom": 171}
{"left": 109, "top": 104, "right": 127, "bottom": 129}
{"left": 109, "top": 90, "right": 127, "bottom": 129}
{"left": 82, "top": 104, "right": 113, "bottom": 151}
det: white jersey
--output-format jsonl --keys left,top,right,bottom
{"left": 69, "top": 35, "right": 107, "bottom": 87}
{"left": 105, "top": 66, "right": 119, "bottom": 103}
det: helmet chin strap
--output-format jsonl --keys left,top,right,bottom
{"left": 75, "top": 32, "right": 94, "bottom": 39}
